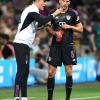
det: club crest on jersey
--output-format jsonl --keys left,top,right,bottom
{"left": 66, "top": 15, "right": 71, "bottom": 20}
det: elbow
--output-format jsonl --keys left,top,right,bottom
{"left": 80, "top": 24, "right": 83, "bottom": 33}
{"left": 79, "top": 26, "right": 83, "bottom": 33}
{"left": 80, "top": 28, "right": 83, "bottom": 33}
{"left": 40, "top": 22, "right": 46, "bottom": 25}
{"left": 77, "top": 23, "right": 83, "bottom": 33}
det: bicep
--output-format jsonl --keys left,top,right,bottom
{"left": 74, "top": 22, "right": 83, "bottom": 33}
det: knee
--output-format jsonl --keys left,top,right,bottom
{"left": 48, "top": 70, "right": 56, "bottom": 78}
{"left": 20, "top": 65, "right": 29, "bottom": 78}
{"left": 66, "top": 69, "right": 72, "bottom": 76}
{"left": 24, "top": 66, "right": 29, "bottom": 76}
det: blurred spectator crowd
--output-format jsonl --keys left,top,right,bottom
{"left": 0, "top": 0, "right": 100, "bottom": 59}
{"left": 0, "top": 0, "right": 100, "bottom": 82}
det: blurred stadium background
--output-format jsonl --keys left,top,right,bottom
{"left": 0, "top": 0, "right": 100, "bottom": 100}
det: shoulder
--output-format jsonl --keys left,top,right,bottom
{"left": 68, "top": 8, "right": 79, "bottom": 16}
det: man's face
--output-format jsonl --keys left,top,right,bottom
{"left": 59, "top": 0, "right": 70, "bottom": 8}
{"left": 38, "top": 0, "right": 46, "bottom": 10}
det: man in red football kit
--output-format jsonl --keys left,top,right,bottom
{"left": 47, "top": 0, "right": 83, "bottom": 100}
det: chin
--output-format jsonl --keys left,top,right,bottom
{"left": 64, "top": 5, "right": 68, "bottom": 9}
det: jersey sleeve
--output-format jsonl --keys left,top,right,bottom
{"left": 29, "top": 12, "right": 53, "bottom": 25}
{"left": 73, "top": 11, "right": 80, "bottom": 24}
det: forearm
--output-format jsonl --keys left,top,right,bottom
{"left": 47, "top": 26, "right": 56, "bottom": 35}
{"left": 29, "top": 12, "right": 54, "bottom": 25}
{"left": 35, "top": 15, "right": 53, "bottom": 25}
{"left": 62, "top": 23, "right": 83, "bottom": 33}
{"left": 70, "top": 25, "right": 83, "bottom": 33}
{"left": 29, "top": 8, "right": 62, "bottom": 25}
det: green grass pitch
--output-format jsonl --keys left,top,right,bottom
{"left": 0, "top": 82, "right": 100, "bottom": 100}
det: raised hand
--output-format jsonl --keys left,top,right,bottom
{"left": 52, "top": 7, "right": 64, "bottom": 17}
{"left": 55, "top": 30, "right": 64, "bottom": 43}
{"left": 55, "top": 31, "right": 63, "bottom": 38}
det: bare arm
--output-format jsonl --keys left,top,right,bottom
{"left": 62, "top": 22, "right": 83, "bottom": 33}
{"left": 29, "top": 7, "right": 63, "bottom": 25}
{"left": 70, "top": 23, "right": 83, "bottom": 33}
{"left": 47, "top": 26, "right": 56, "bottom": 35}
{"left": 47, "top": 26, "right": 63, "bottom": 38}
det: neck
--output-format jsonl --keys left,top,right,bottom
{"left": 33, "top": 2, "right": 39, "bottom": 9}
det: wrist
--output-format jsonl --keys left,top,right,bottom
{"left": 50, "top": 31, "right": 56, "bottom": 35}
{"left": 54, "top": 32, "right": 58, "bottom": 36}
